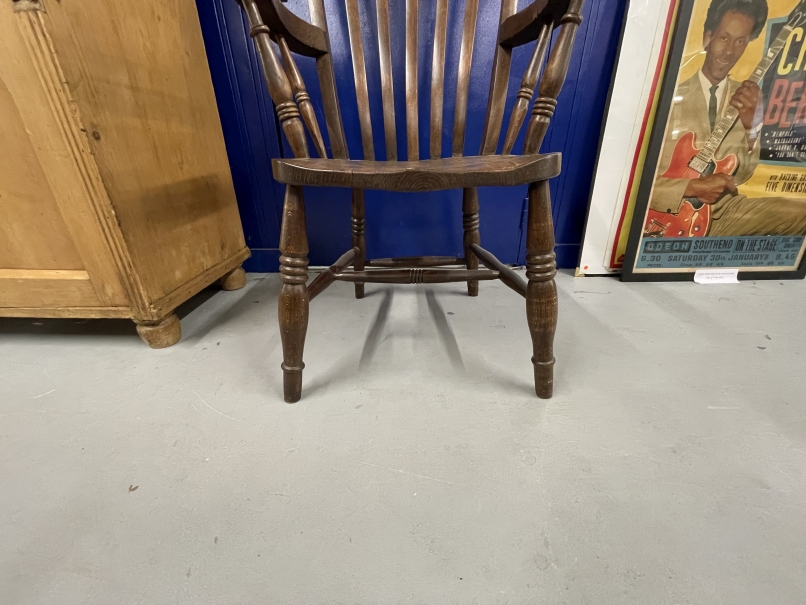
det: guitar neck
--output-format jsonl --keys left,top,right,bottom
{"left": 694, "top": 24, "right": 795, "bottom": 166}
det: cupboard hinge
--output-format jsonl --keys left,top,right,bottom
{"left": 12, "top": 0, "right": 45, "bottom": 13}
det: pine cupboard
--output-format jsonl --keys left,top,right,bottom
{"left": 0, "top": 0, "right": 249, "bottom": 347}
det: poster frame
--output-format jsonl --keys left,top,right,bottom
{"left": 621, "top": 0, "right": 806, "bottom": 282}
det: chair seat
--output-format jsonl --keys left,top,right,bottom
{"left": 272, "top": 153, "right": 562, "bottom": 192}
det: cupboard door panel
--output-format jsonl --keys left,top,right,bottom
{"left": 43, "top": 0, "right": 247, "bottom": 303}
{"left": 0, "top": 270, "right": 103, "bottom": 308}
{"left": 0, "top": 77, "right": 84, "bottom": 271}
{"left": 0, "top": 5, "right": 132, "bottom": 310}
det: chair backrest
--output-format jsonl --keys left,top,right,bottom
{"left": 239, "top": 0, "right": 585, "bottom": 162}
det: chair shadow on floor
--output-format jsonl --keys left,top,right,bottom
{"left": 358, "top": 289, "right": 394, "bottom": 368}
{"left": 303, "top": 288, "right": 393, "bottom": 398}
{"left": 304, "top": 286, "right": 474, "bottom": 398}
{"left": 424, "top": 290, "right": 465, "bottom": 371}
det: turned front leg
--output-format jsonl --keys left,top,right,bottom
{"left": 526, "top": 180, "right": 558, "bottom": 399}
{"left": 352, "top": 189, "right": 367, "bottom": 299}
{"left": 278, "top": 185, "right": 309, "bottom": 403}
{"left": 462, "top": 188, "right": 481, "bottom": 297}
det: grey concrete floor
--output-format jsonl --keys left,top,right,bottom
{"left": 1, "top": 271, "right": 805, "bottom": 604}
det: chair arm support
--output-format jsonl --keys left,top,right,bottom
{"left": 254, "top": 0, "right": 328, "bottom": 57}
{"left": 499, "top": 0, "right": 568, "bottom": 48}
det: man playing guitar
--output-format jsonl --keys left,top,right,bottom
{"left": 650, "top": 0, "right": 806, "bottom": 237}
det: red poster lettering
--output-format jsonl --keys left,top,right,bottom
{"left": 795, "top": 86, "right": 806, "bottom": 125}
{"left": 764, "top": 79, "right": 788, "bottom": 125}
{"left": 781, "top": 82, "right": 804, "bottom": 128}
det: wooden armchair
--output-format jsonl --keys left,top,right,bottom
{"left": 237, "top": 0, "right": 585, "bottom": 402}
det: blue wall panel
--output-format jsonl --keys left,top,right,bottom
{"left": 196, "top": 0, "right": 627, "bottom": 271}
{"left": 196, "top": 0, "right": 285, "bottom": 270}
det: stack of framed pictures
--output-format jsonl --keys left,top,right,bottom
{"left": 622, "top": 0, "right": 806, "bottom": 281}
{"left": 578, "top": 0, "right": 679, "bottom": 276}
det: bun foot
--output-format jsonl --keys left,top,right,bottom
{"left": 220, "top": 266, "right": 247, "bottom": 291}
{"left": 136, "top": 314, "right": 181, "bottom": 349}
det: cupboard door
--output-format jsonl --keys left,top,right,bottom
{"left": 0, "top": 4, "right": 131, "bottom": 312}
{"left": 43, "top": 0, "right": 248, "bottom": 304}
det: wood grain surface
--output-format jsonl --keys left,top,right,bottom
{"left": 405, "top": 0, "right": 420, "bottom": 160}
{"left": 345, "top": 0, "right": 375, "bottom": 160}
{"left": 273, "top": 154, "right": 561, "bottom": 191}
{"left": 43, "top": 0, "right": 249, "bottom": 304}
{"left": 376, "top": 0, "right": 397, "bottom": 161}
{"left": 2, "top": 0, "right": 248, "bottom": 343}
{"left": 452, "top": 0, "right": 480, "bottom": 157}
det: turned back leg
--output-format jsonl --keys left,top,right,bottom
{"left": 278, "top": 185, "right": 310, "bottom": 403}
{"left": 352, "top": 189, "right": 366, "bottom": 299}
{"left": 463, "top": 188, "right": 480, "bottom": 297}
{"left": 526, "top": 180, "right": 558, "bottom": 399}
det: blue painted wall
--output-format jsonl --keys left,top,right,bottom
{"left": 196, "top": 0, "right": 627, "bottom": 271}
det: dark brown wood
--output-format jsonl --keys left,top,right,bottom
{"left": 243, "top": 0, "right": 309, "bottom": 159}
{"left": 462, "top": 188, "right": 480, "bottom": 296}
{"left": 366, "top": 256, "right": 464, "bottom": 268}
{"left": 524, "top": 0, "right": 584, "bottom": 155}
{"left": 376, "top": 0, "right": 397, "bottom": 160}
{"left": 479, "top": 0, "right": 519, "bottom": 155}
{"left": 307, "top": 247, "right": 359, "bottom": 301}
{"left": 526, "top": 180, "right": 558, "bottom": 399}
{"left": 502, "top": 23, "right": 551, "bottom": 155}
{"left": 278, "top": 185, "right": 309, "bottom": 403}
{"left": 335, "top": 268, "right": 498, "bottom": 285}
{"left": 470, "top": 243, "right": 527, "bottom": 297}
{"left": 430, "top": 0, "right": 449, "bottom": 159}
{"left": 351, "top": 189, "right": 367, "bottom": 299}
{"left": 345, "top": 0, "right": 375, "bottom": 161}
{"left": 273, "top": 153, "right": 562, "bottom": 191}
{"left": 451, "top": 0, "right": 479, "bottom": 157}
{"left": 277, "top": 36, "right": 327, "bottom": 158}
{"left": 235, "top": 0, "right": 588, "bottom": 401}
{"left": 308, "top": 0, "right": 349, "bottom": 159}
{"left": 498, "top": 0, "right": 564, "bottom": 48}
{"left": 406, "top": 0, "right": 419, "bottom": 160}
{"left": 254, "top": 0, "right": 328, "bottom": 57}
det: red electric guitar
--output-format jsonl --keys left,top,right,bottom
{"left": 644, "top": 4, "right": 806, "bottom": 238}
{"left": 644, "top": 132, "right": 737, "bottom": 238}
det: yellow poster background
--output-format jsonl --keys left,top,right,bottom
{"left": 675, "top": 0, "right": 802, "bottom": 199}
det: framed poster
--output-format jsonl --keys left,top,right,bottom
{"left": 578, "top": 0, "right": 679, "bottom": 276}
{"left": 622, "top": 0, "right": 806, "bottom": 281}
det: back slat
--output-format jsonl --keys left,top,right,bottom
{"left": 405, "top": 0, "right": 420, "bottom": 160}
{"left": 501, "top": 23, "right": 551, "bottom": 155}
{"left": 429, "top": 0, "right": 449, "bottom": 159}
{"left": 376, "top": 0, "right": 397, "bottom": 160}
{"left": 451, "top": 0, "right": 480, "bottom": 157}
{"left": 308, "top": 0, "right": 349, "bottom": 159}
{"left": 345, "top": 0, "right": 375, "bottom": 160}
{"left": 259, "top": 0, "right": 580, "bottom": 164}
{"left": 480, "top": 0, "right": 519, "bottom": 155}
